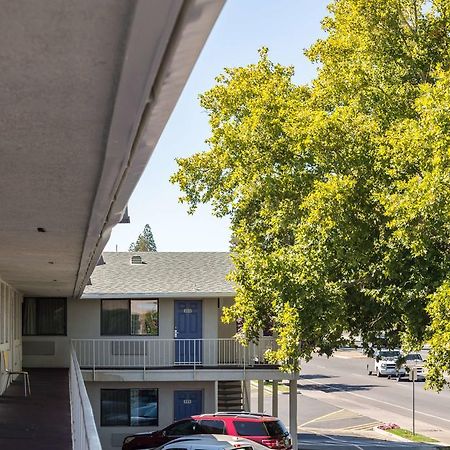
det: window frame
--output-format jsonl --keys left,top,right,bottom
{"left": 22, "top": 297, "right": 67, "bottom": 336}
{"left": 101, "top": 298, "right": 159, "bottom": 336}
{"left": 100, "top": 388, "right": 159, "bottom": 427}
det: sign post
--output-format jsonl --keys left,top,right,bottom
{"left": 409, "top": 367, "right": 417, "bottom": 435}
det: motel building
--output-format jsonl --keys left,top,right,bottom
{"left": 0, "top": 2, "right": 299, "bottom": 450}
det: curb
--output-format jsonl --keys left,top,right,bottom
{"left": 372, "top": 426, "right": 411, "bottom": 443}
{"left": 373, "top": 426, "right": 449, "bottom": 448}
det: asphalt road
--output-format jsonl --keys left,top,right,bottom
{"left": 299, "top": 350, "right": 450, "bottom": 443}
{"left": 250, "top": 349, "right": 450, "bottom": 448}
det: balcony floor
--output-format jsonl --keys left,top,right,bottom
{"left": 0, "top": 368, "right": 72, "bottom": 450}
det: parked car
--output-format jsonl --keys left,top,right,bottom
{"left": 122, "top": 412, "right": 291, "bottom": 450}
{"left": 397, "top": 353, "right": 426, "bottom": 382}
{"left": 154, "top": 434, "right": 270, "bottom": 450}
{"left": 367, "top": 349, "right": 406, "bottom": 377}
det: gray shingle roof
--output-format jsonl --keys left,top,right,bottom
{"left": 82, "top": 252, "right": 234, "bottom": 298}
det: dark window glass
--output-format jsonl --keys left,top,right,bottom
{"left": 101, "top": 300, "right": 129, "bottom": 335}
{"left": 199, "top": 420, "right": 225, "bottom": 434}
{"left": 130, "top": 389, "right": 158, "bottom": 426}
{"left": 101, "top": 388, "right": 159, "bottom": 427}
{"left": 263, "top": 320, "right": 274, "bottom": 337}
{"left": 166, "top": 419, "right": 197, "bottom": 436}
{"left": 23, "top": 298, "right": 66, "bottom": 336}
{"left": 405, "top": 354, "right": 422, "bottom": 361}
{"left": 265, "top": 420, "right": 288, "bottom": 436}
{"left": 101, "top": 299, "right": 159, "bottom": 336}
{"left": 101, "top": 389, "right": 129, "bottom": 426}
{"left": 233, "top": 421, "right": 268, "bottom": 436}
{"left": 131, "top": 300, "right": 158, "bottom": 335}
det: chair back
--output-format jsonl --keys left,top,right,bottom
{"left": 2, "top": 350, "right": 10, "bottom": 371}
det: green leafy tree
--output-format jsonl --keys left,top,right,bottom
{"left": 129, "top": 224, "right": 157, "bottom": 252}
{"left": 171, "top": 0, "right": 450, "bottom": 388}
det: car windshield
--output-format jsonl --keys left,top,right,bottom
{"left": 379, "top": 351, "right": 400, "bottom": 358}
{"left": 406, "top": 354, "right": 422, "bottom": 361}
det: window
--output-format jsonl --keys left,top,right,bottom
{"left": 101, "top": 388, "right": 158, "bottom": 426}
{"left": 166, "top": 419, "right": 198, "bottom": 436}
{"left": 199, "top": 419, "right": 226, "bottom": 434}
{"left": 233, "top": 421, "right": 268, "bottom": 436}
{"left": 101, "top": 299, "right": 158, "bottom": 336}
{"left": 22, "top": 297, "right": 66, "bottom": 335}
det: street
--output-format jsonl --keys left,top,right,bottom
{"left": 251, "top": 349, "right": 450, "bottom": 449}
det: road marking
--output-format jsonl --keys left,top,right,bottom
{"left": 299, "top": 377, "right": 450, "bottom": 425}
{"left": 340, "top": 421, "right": 381, "bottom": 431}
{"left": 299, "top": 409, "right": 346, "bottom": 427}
{"left": 312, "top": 431, "right": 365, "bottom": 450}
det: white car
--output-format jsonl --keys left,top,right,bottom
{"left": 398, "top": 353, "right": 426, "bottom": 381}
{"left": 367, "top": 349, "right": 406, "bottom": 377}
{"left": 153, "top": 434, "right": 269, "bottom": 450}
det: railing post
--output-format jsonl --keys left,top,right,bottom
{"left": 193, "top": 339, "right": 196, "bottom": 371}
{"left": 92, "top": 340, "right": 96, "bottom": 381}
{"left": 143, "top": 340, "right": 146, "bottom": 380}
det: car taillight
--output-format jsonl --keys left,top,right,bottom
{"left": 262, "top": 438, "right": 283, "bottom": 449}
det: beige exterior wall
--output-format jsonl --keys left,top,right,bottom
{"left": 218, "top": 297, "right": 236, "bottom": 339}
{"left": 0, "top": 277, "right": 23, "bottom": 393}
{"left": 86, "top": 380, "right": 216, "bottom": 450}
{"left": 23, "top": 296, "right": 234, "bottom": 367}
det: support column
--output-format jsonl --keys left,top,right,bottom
{"left": 272, "top": 380, "right": 278, "bottom": 417}
{"left": 213, "top": 380, "right": 219, "bottom": 413}
{"left": 289, "top": 378, "right": 298, "bottom": 449}
{"left": 242, "top": 380, "right": 251, "bottom": 411}
{"left": 258, "top": 380, "right": 264, "bottom": 413}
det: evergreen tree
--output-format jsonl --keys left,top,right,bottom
{"left": 129, "top": 224, "right": 157, "bottom": 252}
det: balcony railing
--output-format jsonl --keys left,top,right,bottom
{"left": 72, "top": 338, "right": 277, "bottom": 370}
{"left": 69, "top": 346, "right": 102, "bottom": 450}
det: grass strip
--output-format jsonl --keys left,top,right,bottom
{"left": 386, "top": 428, "right": 438, "bottom": 443}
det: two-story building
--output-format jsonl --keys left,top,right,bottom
{"left": 81, "top": 252, "right": 298, "bottom": 449}
{"left": 18, "top": 251, "right": 299, "bottom": 450}
{"left": 0, "top": 1, "right": 226, "bottom": 449}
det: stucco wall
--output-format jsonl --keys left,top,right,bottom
{"left": 86, "top": 380, "right": 216, "bottom": 450}
{"left": 23, "top": 296, "right": 233, "bottom": 367}
{"left": 218, "top": 297, "right": 236, "bottom": 339}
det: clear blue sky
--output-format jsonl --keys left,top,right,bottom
{"left": 105, "top": 0, "right": 328, "bottom": 252}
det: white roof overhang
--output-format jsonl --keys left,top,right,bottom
{"left": 0, "top": 0, "right": 224, "bottom": 298}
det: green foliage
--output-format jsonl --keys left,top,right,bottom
{"left": 171, "top": 0, "right": 450, "bottom": 384}
{"left": 129, "top": 224, "right": 157, "bottom": 252}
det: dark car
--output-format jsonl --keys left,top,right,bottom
{"left": 122, "top": 413, "right": 291, "bottom": 450}
{"left": 122, "top": 418, "right": 202, "bottom": 450}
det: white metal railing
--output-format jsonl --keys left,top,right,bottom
{"left": 69, "top": 346, "right": 102, "bottom": 450}
{"left": 71, "top": 338, "right": 277, "bottom": 371}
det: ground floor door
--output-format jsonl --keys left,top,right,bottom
{"left": 174, "top": 390, "right": 203, "bottom": 421}
{"left": 174, "top": 300, "right": 202, "bottom": 364}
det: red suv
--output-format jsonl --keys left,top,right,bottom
{"left": 122, "top": 412, "right": 292, "bottom": 450}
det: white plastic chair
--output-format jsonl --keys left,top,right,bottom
{"left": 2, "top": 351, "right": 31, "bottom": 396}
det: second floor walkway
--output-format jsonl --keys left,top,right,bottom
{"left": 0, "top": 368, "right": 72, "bottom": 450}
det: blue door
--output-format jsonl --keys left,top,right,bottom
{"left": 174, "top": 300, "right": 202, "bottom": 364}
{"left": 174, "top": 390, "right": 203, "bottom": 421}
